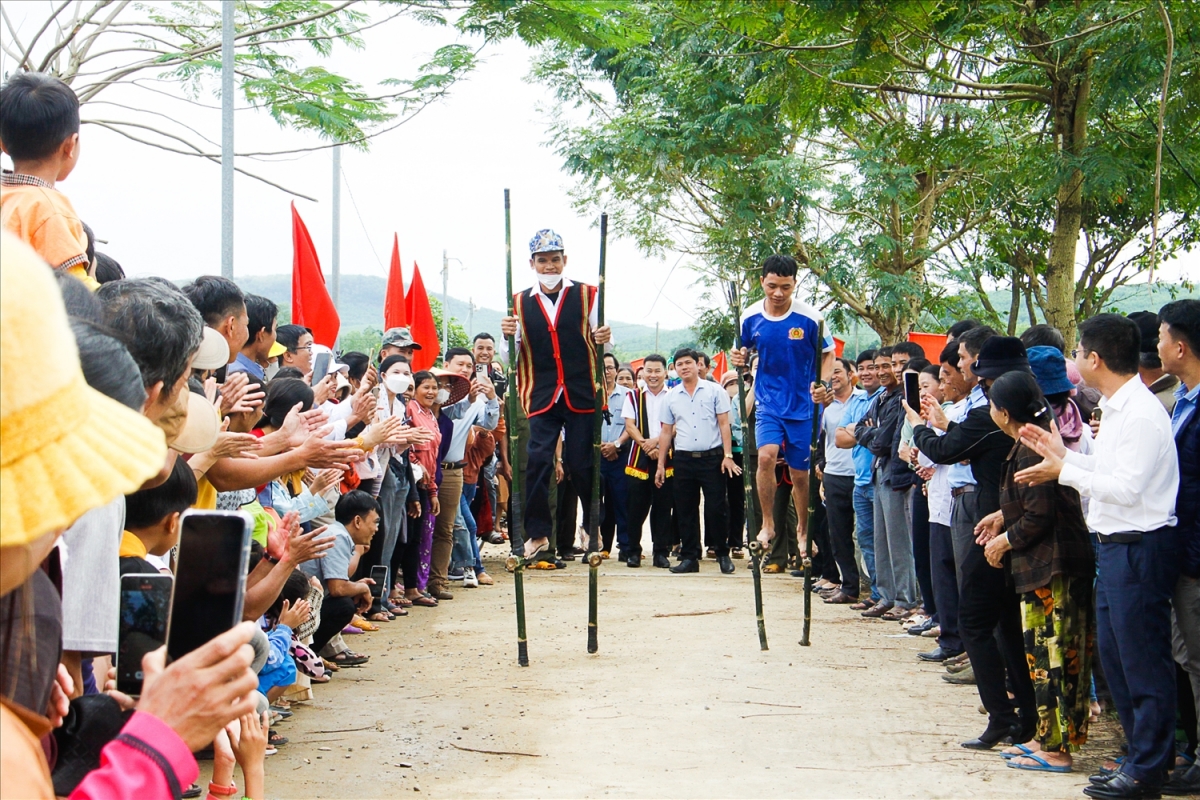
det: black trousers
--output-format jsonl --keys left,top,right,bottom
{"left": 627, "top": 474, "right": 674, "bottom": 557}
{"left": 314, "top": 594, "right": 356, "bottom": 654}
{"left": 525, "top": 396, "right": 594, "bottom": 543}
{"left": 910, "top": 481, "right": 936, "bottom": 617}
{"left": 555, "top": 471, "right": 581, "bottom": 555}
{"left": 823, "top": 474, "right": 860, "bottom": 597}
{"left": 929, "top": 522, "right": 962, "bottom": 653}
{"left": 953, "top": 492, "right": 1035, "bottom": 732}
{"left": 673, "top": 453, "right": 729, "bottom": 561}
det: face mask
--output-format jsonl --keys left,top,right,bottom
{"left": 435, "top": 388, "right": 451, "bottom": 404}
{"left": 538, "top": 272, "right": 564, "bottom": 290}
{"left": 668, "top": 369, "right": 678, "bottom": 381}
{"left": 384, "top": 373, "right": 412, "bottom": 395}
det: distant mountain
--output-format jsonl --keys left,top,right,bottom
{"left": 233, "top": 273, "right": 695, "bottom": 358}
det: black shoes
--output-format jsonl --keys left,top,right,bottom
{"left": 626, "top": 553, "right": 641, "bottom": 568}
{"left": 960, "top": 723, "right": 1017, "bottom": 750}
{"left": 1083, "top": 772, "right": 1163, "bottom": 799}
{"left": 653, "top": 554, "right": 670, "bottom": 569}
{"left": 1164, "top": 764, "right": 1200, "bottom": 796}
{"left": 908, "top": 618, "right": 936, "bottom": 635}
{"left": 670, "top": 559, "right": 700, "bottom": 574}
{"left": 917, "top": 647, "right": 963, "bottom": 663}
{"left": 718, "top": 554, "right": 735, "bottom": 574}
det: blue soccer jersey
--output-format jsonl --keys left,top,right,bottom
{"left": 740, "top": 298, "right": 835, "bottom": 421}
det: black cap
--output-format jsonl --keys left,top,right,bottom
{"left": 1127, "top": 311, "right": 1160, "bottom": 354}
{"left": 973, "top": 336, "right": 1030, "bottom": 380}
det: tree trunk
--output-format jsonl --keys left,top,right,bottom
{"left": 1044, "top": 66, "right": 1090, "bottom": 348}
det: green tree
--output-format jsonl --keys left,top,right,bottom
{"left": 1, "top": 1, "right": 479, "bottom": 195}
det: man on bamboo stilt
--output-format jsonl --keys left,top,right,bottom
{"left": 730, "top": 255, "right": 835, "bottom": 555}
{"left": 500, "top": 229, "right": 612, "bottom": 560}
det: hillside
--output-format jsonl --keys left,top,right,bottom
{"left": 233, "top": 273, "right": 695, "bottom": 358}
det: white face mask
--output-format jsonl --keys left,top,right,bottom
{"left": 435, "top": 388, "right": 451, "bottom": 405}
{"left": 384, "top": 373, "right": 412, "bottom": 396}
{"left": 538, "top": 272, "right": 564, "bottom": 290}
{"left": 668, "top": 369, "right": 678, "bottom": 381}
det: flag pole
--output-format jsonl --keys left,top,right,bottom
{"left": 733, "top": 280, "right": 768, "bottom": 651}
{"left": 799, "top": 320, "right": 825, "bottom": 648}
{"left": 501, "top": 189, "right": 529, "bottom": 667}
{"left": 586, "top": 213, "right": 608, "bottom": 655}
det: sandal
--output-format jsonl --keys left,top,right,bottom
{"left": 310, "top": 672, "right": 332, "bottom": 684}
{"left": 880, "top": 608, "right": 907, "bottom": 621}
{"left": 268, "top": 730, "right": 289, "bottom": 748}
{"left": 353, "top": 616, "right": 381, "bottom": 630}
{"left": 731, "top": 548, "right": 745, "bottom": 559}
{"left": 321, "top": 658, "right": 341, "bottom": 672}
{"left": 365, "top": 612, "right": 390, "bottom": 624}
{"left": 529, "top": 560, "right": 558, "bottom": 570}
{"left": 1005, "top": 754, "right": 1071, "bottom": 773}
{"left": 392, "top": 596, "right": 413, "bottom": 608}
{"left": 328, "top": 651, "right": 369, "bottom": 667}
{"left": 410, "top": 594, "right": 438, "bottom": 607}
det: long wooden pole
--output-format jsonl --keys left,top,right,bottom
{"left": 502, "top": 189, "right": 529, "bottom": 667}
{"left": 799, "top": 320, "right": 825, "bottom": 648}
{"left": 733, "top": 281, "right": 768, "bottom": 651}
{"left": 586, "top": 213, "right": 608, "bottom": 654}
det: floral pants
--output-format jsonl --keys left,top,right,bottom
{"left": 1022, "top": 574, "right": 1095, "bottom": 752}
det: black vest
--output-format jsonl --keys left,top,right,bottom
{"left": 514, "top": 282, "right": 599, "bottom": 417}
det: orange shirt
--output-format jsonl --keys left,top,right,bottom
{"left": 0, "top": 171, "right": 91, "bottom": 282}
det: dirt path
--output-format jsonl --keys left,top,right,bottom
{"left": 240, "top": 542, "right": 1117, "bottom": 799}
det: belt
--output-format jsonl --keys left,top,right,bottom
{"left": 950, "top": 484, "right": 976, "bottom": 498}
{"left": 440, "top": 460, "right": 466, "bottom": 470}
{"left": 676, "top": 447, "right": 724, "bottom": 459}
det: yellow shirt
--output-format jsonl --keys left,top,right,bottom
{"left": 0, "top": 172, "right": 91, "bottom": 282}
{"left": 194, "top": 475, "right": 218, "bottom": 510}
{"left": 119, "top": 530, "right": 150, "bottom": 559}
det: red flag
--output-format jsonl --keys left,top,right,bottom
{"left": 290, "top": 202, "right": 340, "bottom": 347}
{"left": 405, "top": 261, "right": 439, "bottom": 371}
{"left": 711, "top": 351, "right": 728, "bottom": 380}
{"left": 383, "top": 234, "right": 408, "bottom": 329}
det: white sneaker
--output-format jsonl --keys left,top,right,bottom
{"left": 462, "top": 567, "right": 479, "bottom": 588}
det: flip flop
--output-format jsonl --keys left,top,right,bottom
{"left": 528, "top": 560, "right": 558, "bottom": 570}
{"left": 1001, "top": 743, "right": 1038, "bottom": 760}
{"left": 523, "top": 539, "right": 549, "bottom": 560}
{"left": 1005, "top": 754, "right": 1071, "bottom": 773}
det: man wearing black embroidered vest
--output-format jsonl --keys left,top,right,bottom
{"left": 500, "top": 229, "right": 612, "bottom": 559}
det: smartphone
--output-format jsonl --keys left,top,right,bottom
{"left": 311, "top": 351, "right": 332, "bottom": 386}
{"left": 475, "top": 363, "right": 487, "bottom": 380}
{"left": 1091, "top": 407, "right": 1103, "bottom": 422}
{"left": 904, "top": 371, "right": 921, "bottom": 413}
{"left": 369, "top": 565, "right": 389, "bottom": 599}
{"left": 167, "top": 510, "right": 252, "bottom": 663}
{"left": 117, "top": 573, "right": 174, "bottom": 696}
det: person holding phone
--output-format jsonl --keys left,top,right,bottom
{"left": 299, "top": 491, "right": 380, "bottom": 665}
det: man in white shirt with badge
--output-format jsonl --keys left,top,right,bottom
{"left": 655, "top": 349, "right": 742, "bottom": 574}
{"left": 1018, "top": 314, "right": 1180, "bottom": 799}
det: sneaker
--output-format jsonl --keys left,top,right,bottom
{"left": 463, "top": 567, "right": 479, "bottom": 588}
{"left": 448, "top": 567, "right": 465, "bottom": 581}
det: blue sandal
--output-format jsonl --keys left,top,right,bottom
{"left": 1001, "top": 743, "right": 1037, "bottom": 760}
{"left": 1005, "top": 753, "right": 1072, "bottom": 773}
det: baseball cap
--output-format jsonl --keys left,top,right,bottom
{"left": 268, "top": 340, "right": 287, "bottom": 358}
{"left": 529, "top": 229, "right": 564, "bottom": 254}
{"left": 381, "top": 326, "right": 421, "bottom": 350}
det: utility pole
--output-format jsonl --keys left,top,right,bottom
{"left": 468, "top": 297, "right": 476, "bottom": 336}
{"left": 442, "top": 249, "right": 450, "bottom": 354}
{"left": 331, "top": 145, "right": 341, "bottom": 310}
{"left": 220, "top": 0, "right": 234, "bottom": 278}
{"left": 655, "top": 322, "right": 660, "bottom": 353}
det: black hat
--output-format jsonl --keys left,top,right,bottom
{"left": 1127, "top": 311, "right": 1160, "bottom": 354}
{"left": 973, "top": 336, "right": 1029, "bottom": 380}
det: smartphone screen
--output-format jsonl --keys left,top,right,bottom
{"left": 369, "top": 565, "right": 389, "bottom": 599}
{"left": 904, "top": 371, "right": 921, "bottom": 413}
{"left": 311, "top": 352, "right": 332, "bottom": 386}
{"left": 117, "top": 573, "right": 174, "bottom": 696}
{"left": 167, "top": 510, "right": 252, "bottom": 663}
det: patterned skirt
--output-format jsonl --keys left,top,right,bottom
{"left": 1022, "top": 573, "right": 1095, "bottom": 752}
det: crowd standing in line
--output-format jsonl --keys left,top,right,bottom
{"left": 1, "top": 70, "right": 1198, "bottom": 800}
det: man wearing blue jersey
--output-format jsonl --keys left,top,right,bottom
{"left": 731, "top": 255, "right": 835, "bottom": 551}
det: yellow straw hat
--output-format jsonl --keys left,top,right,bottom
{"left": 1, "top": 233, "right": 167, "bottom": 547}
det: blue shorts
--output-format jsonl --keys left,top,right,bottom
{"left": 755, "top": 413, "right": 814, "bottom": 471}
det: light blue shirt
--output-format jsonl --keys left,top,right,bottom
{"left": 299, "top": 521, "right": 353, "bottom": 584}
{"left": 226, "top": 351, "right": 265, "bottom": 382}
{"left": 443, "top": 395, "right": 500, "bottom": 463}
{"left": 840, "top": 386, "right": 883, "bottom": 487}
{"left": 602, "top": 387, "right": 631, "bottom": 444}
{"left": 1173, "top": 382, "right": 1198, "bottom": 436}
{"left": 661, "top": 380, "right": 731, "bottom": 452}
{"left": 823, "top": 388, "right": 865, "bottom": 478}
{"left": 945, "top": 384, "right": 988, "bottom": 489}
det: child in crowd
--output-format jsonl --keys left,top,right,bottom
{"left": 119, "top": 456, "right": 198, "bottom": 575}
{"left": 0, "top": 72, "right": 94, "bottom": 284}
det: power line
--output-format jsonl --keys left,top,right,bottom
{"left": 339, "top": 165, "right": 388, "bottom": 276}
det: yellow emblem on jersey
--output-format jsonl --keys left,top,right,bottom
{"left": 788, "top": 327, "right": 805, "bottom": 340}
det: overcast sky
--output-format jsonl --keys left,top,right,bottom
{"left": 2, "top": 4, "right": 1192, "bottom": 331}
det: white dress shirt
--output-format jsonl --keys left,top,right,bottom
{"left": 1059, "top": 375, "right": 1179, "bottom": 534}
{"left": 660, "top": 380, "right": 731, "bottom": 452}
{"left": 623, "top": 384, "right": 670, "bottom": 439}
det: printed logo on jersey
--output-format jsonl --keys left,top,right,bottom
{"left": 788, "top": 327, "right": 805, "bottom": 340}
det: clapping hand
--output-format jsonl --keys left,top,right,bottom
{"left": 1014, "top": 420, "right": 1066, "bottom": 486}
